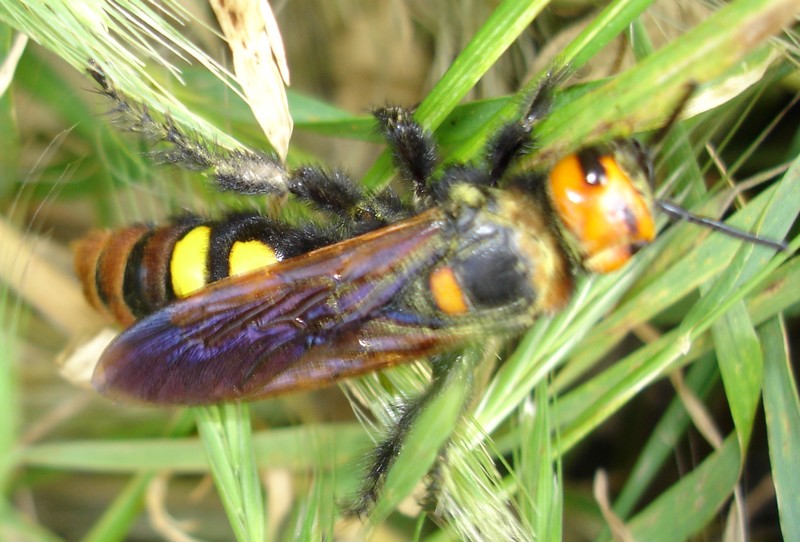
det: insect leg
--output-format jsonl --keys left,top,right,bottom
{"left": 285, "top": 166, "right": 412, "bottom": 233}
{"left": 346, "top": 355, "right": 469, "bottom": 517}
{"left": 485, "top": 70, "right": 565, "bottom": 184}
{"left": 87, "top": 62, "right": 291, "bottom": 196}
{"left": 87, "top": 63, "right": 412, "bottom": 231}
{"left": 373, "top": 106, "right": 438, "bottom": 201}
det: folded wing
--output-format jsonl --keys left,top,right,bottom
{"left": 93, "top": 209, "right": 450, "bottom": 404}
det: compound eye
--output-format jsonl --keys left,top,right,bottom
{"left": 548, "top": 149, "right": 656, "bottom": 273}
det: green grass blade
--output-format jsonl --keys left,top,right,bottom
{"left": 368, "top": 358, "right": 471, "bottom": 524}
{"left": 0, "top": 303, "right": 18, "bottom": 494}
{"left": 20, "top": 423, "right": 368, "bottom": 472}
{"left": 712, "top": 301, "right": 761, "bottom": 452}
{"left": 608, "top": 356, "right": 719, "bottom": 523}
{"left": 520, "top": 384, "right": 562, "bottom": 541}
{"left": 448, "top": 0, "right": 659, "bottom": 167}
{"left": 761, "top": 316, "right": 800, "bottom": 541}
{"left": 80, "top": 410, "right": 195, "bottom": 542}
{"left": 81, "top": 473, "right": 153, "bottom": 542}
{"left": 528, "top": 0, "right": 800, "bottom": 161}
{"left": 627, "top": 435, "right": 741, "bottom": 542}
{"left": 360, "top": 0, "right": 551, "bottom": 189}
{"left": 0, "top": 0, "right": 245, "bottom": 149}
{"left": 194, "top": 404, "right": 264, "bottom": 542}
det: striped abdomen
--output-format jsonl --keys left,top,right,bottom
{"left": 74, "top": 213, "right": 332, "bottom": 326}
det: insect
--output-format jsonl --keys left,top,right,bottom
{"left": 74, "top": 65, "right": 786, "bottom": 513}
{"left": 76, "top": 66, "right": 786, "bottom": 405}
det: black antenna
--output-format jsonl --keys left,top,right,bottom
{"left": 647, "top": 84, "right": 787, "bottom": 252}
{"left": 656, "top": 200, "right": 787, "bottom": 251}
{"left": 647, "top": 83, "right": 698, "bottom": 148}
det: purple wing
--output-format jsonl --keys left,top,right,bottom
{"left": 92, "top": 210, "right": 451, "bottom": 404}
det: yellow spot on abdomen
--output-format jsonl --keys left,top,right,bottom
{"left": 229, "top": 240, "right": 278, "bottom": 276}
{"left": 170, "top": 226, "right": 211, "bottom": 298}
{"left": 429, "top": 266, "right": 469, "bottom": 315}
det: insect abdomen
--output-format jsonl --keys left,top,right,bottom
{"left": 74, "top": 214, "right": 330, "bottom": 326}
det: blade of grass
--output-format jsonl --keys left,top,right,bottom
{"left": 761, "top": 316, "right": 800, "bottom": 541}
{"left": 526, "top": 0, "right": 800, "bottom": 163}
{"left": 0, "top": 1, "right": 240, "bottom": 147}
{"left": 626, "top": 434, "right": 742, "bottom": 541}
{"left": 554, "top": 252, "right": 800, "bottom": 441}
{"left": 368, "top": 356, "right": 472, "bottom": 525}
{"left": 20, "top": 422, "right": 369, "bottom": 472}
{"left": 520, "top": 385, "right": 562, "bottom": 541}
{"left": 607, "top": 356, "right": 719, "bottom": 525}
{"left": 80, "top": 410, "right": 195, "bottom": 542}
{"left": 712, "top": 301, "right": 761, "bottom": 452}
{"left": 194, "top": 404, "right": 264, "bottom": 542}
{"left": 448, "top": 0, "right": 660, "bottom": 167}
{"left": 554, "top": 154, "right": 796, "bottom": 452}
{"left": 360, "top": 0, "right": 552, "bottom": 189}
{"left": 0, "top": 306, "right": 18, "bottom": 494}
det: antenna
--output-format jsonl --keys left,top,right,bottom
{"left": 655, "top": 200, "right": 787, "bottom": 251}
{"left": 647, "top": 83, "right": 698, "bottom": 148}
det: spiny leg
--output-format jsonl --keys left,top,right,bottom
{"left": 370, "top": 72, "right": 567, "bottom": 203}
{"left": 287, "top": 167, "right": 412, "bottom": 234}
{"left": 88, "top": 62, "right": 289, "bottom": 195}
{"left": 346, "top": 355, "right": 468, "bottom": 517}
{"left": 485, "top": 70, "right": 567, "bottom": 185}
{"left": 88, "top": 63, "right": 411, "bottom": 234}
{"left": 373, "top": 106, "right": 438, "bottom": 203}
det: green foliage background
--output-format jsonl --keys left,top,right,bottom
{"left": 0, "top": 1, "right": 798, "bottom": 541}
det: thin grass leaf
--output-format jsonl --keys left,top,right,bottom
{"left": 761, "top": 316, "right": 800, "bottom": 541}
{"left": 712, "top": 301, "right": 762, "bottom": 452}
{"left": 606, "top": 356, "right": 719, "bottom": 527}
{"left": 78, "top": 410, "right": 196, "bottom": 542}
{"left": 0, "top": 28, "right": 24, "bottom": 192}
{"left": 0, "top": 305, "right": 17, "bottom": 494}
{"left": 82, "top": 473, "right": 153, "bottom": 542}
{"left": 436, "top": 422, "right": 530, "bottom": 542}
{"left": 528, "top": 0, "right": 800, "bottom": 162}
{"left": 368, "top": 357, "right": 472, "bottom": 525}
{"left": 0, "top": 1, "right": 241, "bottom": 148}
{"left": 519, "top": 384, "right": 562, "bottom": 541}
{"left": 194, "top": 404, "right": 264, "bottom": 542}
{"left": 448, "top": 0, "right": 660, "bottom": 167}
{"left": 360, "top": 0, "right": 552, "bottom": 189}
{"left": 293, "top": 469, "right": 338, "bottom": 541}
{"left": 627, "top": 435, "right": 742, "bottom": 541}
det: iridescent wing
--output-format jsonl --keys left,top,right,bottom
{"left": 93, "top": 209, "right": 457, "bottom": 404}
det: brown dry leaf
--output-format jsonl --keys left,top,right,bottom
{"left": 210, "top": 0, "right": 292, "bottom": 159}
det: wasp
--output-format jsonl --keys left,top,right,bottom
{"left": 74, "top": 66, "right": 786, "bottom": 513}
{"left": 76, "top": 66, "right": 785, "bottom": 405}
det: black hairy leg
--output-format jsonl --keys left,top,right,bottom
{"left": 346, "top": 355, "right": 469, "bottom": 517}
{"left": 287, "top": 166, "right": 413, "bottom": 236}
{"left": 371, "top": 73, "right": 569, "bottom": 204}
{"left": 485, "top": 70, "right": 567, "bottom": 184}
{"left": 373, "top": 106, "right": 438, "bottom": 203}
{"left": 88, "top": 62, "right": 415, "bottom": 237}
{"left": 88, "top": 62, "right": 289, "bottom": 196}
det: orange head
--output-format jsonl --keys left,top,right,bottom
{"left": 548, "top": 142, "right": 657, "bottom": 273}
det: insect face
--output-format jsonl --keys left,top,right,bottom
{"left": 548, "top": 142, "right": 656, "bottom": 273}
